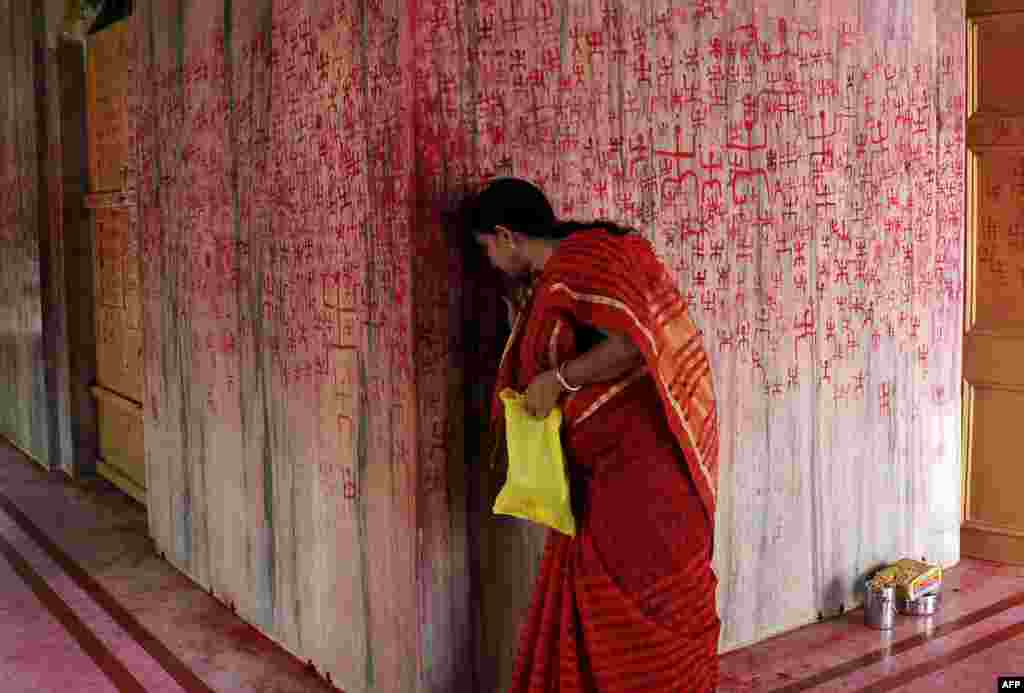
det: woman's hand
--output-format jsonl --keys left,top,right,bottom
{"left": 524, "top": 369, "right": 564, "bottom": 419}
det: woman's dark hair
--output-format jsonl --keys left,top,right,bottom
{"left": 460, "top": 178, "right": 635, "bottom": 247}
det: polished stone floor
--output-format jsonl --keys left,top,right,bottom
{"left": 718, "top": 558, "right": 1024, "bottom": 692}
{"left": 1, "top": 440, "right": 1022, "bottom": 692}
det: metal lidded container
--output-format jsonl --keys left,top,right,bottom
{"left": 896, "top": 591, "right": 941, "bottom": 616}
{"left": 865, "top": 584, "right": 896, "bottom": 629}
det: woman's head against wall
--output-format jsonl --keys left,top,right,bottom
{"left": 462, "top": 178, "right": 557, "bottom": 278}
{"left": 459, "top": 177, "right": 634, "bottom": 279}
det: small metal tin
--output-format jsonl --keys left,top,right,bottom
{"left": 865, "top": 585, "right": 896, "bottom": 629}
{"left": 896, "top": 591, "right": 941, "bottom": 616}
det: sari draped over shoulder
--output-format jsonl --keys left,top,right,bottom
{"left": 492, "top": 229, "right": 721, "bottom": 693}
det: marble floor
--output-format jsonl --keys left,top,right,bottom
{"left": 1, "top": 439, "right": 1022, "bottom": 693}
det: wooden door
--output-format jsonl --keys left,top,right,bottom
{"left": 962, "top": 0, "right": 1024, "bottom": 564}
{"left": 86, "top": 19, "right": 130, "bottom": 194}
{"left": 85, "top": 18, "right": 145, "bottom": 505}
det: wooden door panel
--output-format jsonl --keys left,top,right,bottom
{"left": 123, "top": 231, "right": 141, "bottom": 331}
{"left": 977, "top": 13, "right": 1024, "bottom": 113}
{"left": 95, "top": 304, "right": 126, "bottom": 393}
{"left": 95, "top": 210, "right": 126, "bottom": 309}
{"left": 964, "top": 334, "right": 1024, "bottom": 386}
{"left": 964, "top": 2, "right": 1024, "bottom": 564}
{"left": 967, "top": 113, "right": 1024, "bottom": 147}
{"left": 968, "top": 387, "right": 1024, "bottom": 529}
{"left": 86, "top": 20, "right": 130, "bottom": 193}
{"left": 971, "top": 150, "right": 1024, "bottom": 326}
{"left": 122, "top": 328, "right": 144, "bottom": 403}
{"left": 85, "top": 18, "right": 144, "bottom": 503}
{"left": 91, "top": 384, "right": 145, "bottom": 504}
{"left": 92, "top": 207, "right": 138, "bottom": 401}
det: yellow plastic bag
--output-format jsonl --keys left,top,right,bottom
{"left": 492, "top": 389, "right": 576, "bottom": 536}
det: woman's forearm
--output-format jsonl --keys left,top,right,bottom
{"left": 561, "top": 332, "right": 644, "bottom": 388}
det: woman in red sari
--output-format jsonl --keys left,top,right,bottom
{"left": 464, "top": 179, "right": 722, "bottom": 692}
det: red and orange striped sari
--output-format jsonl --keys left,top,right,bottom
{"left": 493, "top": 229, "right": 721, "bottom": 692}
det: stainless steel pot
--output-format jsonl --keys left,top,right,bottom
{"left": 865, "top": 584, "right": 896, "bottom": 629}
{"left": 896, "top": 591, "right": 941, "bottom": 616}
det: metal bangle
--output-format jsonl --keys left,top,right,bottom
{"left": 555, "top": 361, "right": 582, "bottom": 392}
